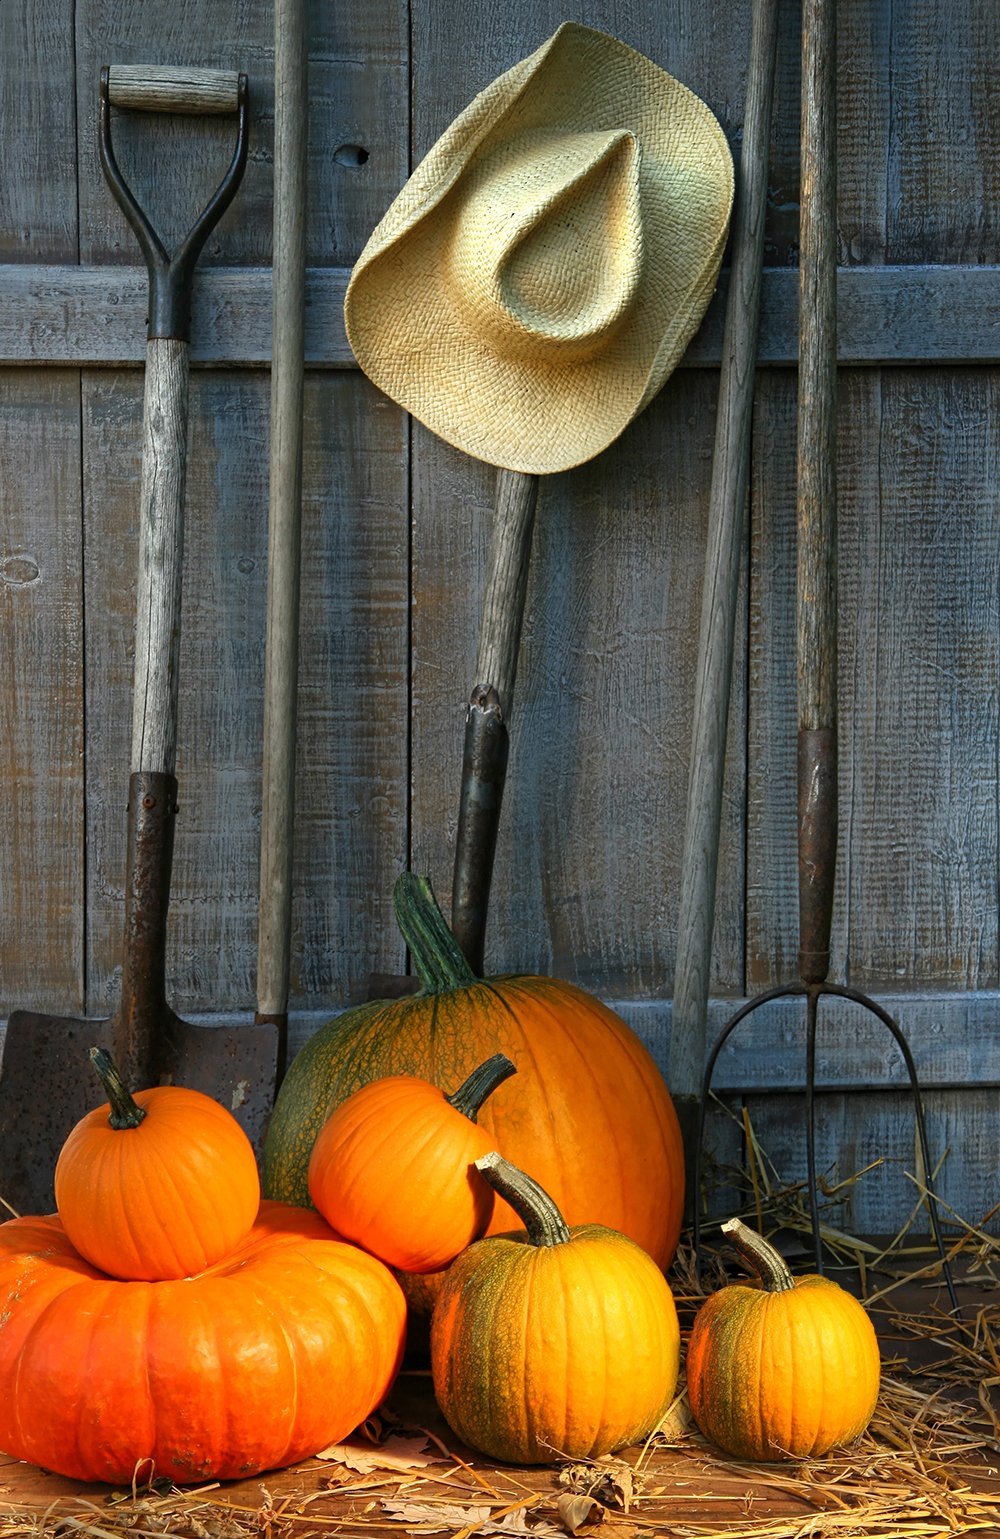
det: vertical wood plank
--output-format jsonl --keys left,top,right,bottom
{"left": 748, "top": 367, "right": 1000, "bottom": 994}
{"left": 0, "top": 0, "right": 79, "bottom": 262}
{"left": 0, "top": 370, "right": 84, "bottom": 1015}
{"left": 839, "top": 369, "right": 1000, "bottom": 987}
{"left": 412, "top": 375, "right": 747, "bottom": 997}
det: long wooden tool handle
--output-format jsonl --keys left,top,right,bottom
{"left": 450, "top": 468, "right": 539, "bottom": 971}
{"left": 256, "top": 0, "right": 308, "bottom": 1075}
{"left": 130, "top": 337, "right": 190, "bottom": 776}
{"left": 797, "top": 0, "right": 839, "bottom": 985}
{"left": 670, "top": 0, "right": 781, "bottom": 1149}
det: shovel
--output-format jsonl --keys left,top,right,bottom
{"left": 0, "top": 65, "right": 277, "bottom": 1214}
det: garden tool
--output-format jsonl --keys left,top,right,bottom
{"left": 671, "top": 0, "right": 781, "bottom": 1194}
{"left": 256, "top": 0, "right": 309, "bottom": 1085}
{"left": 0, "top": 65, "right": 277, "bottom": 1214}
{"left": 691, "top": 0, "right": 959, "bottom": 1311}
{"left": 344, "top": 24, "right": 735, "bottom": 981}
{"left": 450, "top": 469, "right": 538, "bottom": 974}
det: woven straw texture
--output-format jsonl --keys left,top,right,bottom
{"left": 344, "top": 22, "right": 734, "bottom": 474}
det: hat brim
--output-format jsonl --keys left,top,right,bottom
{"left": 345, "top": 23, "right": 734, "bottom": 475}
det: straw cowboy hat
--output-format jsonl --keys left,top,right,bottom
{"left": 344, "top": 22, "right": 734, "bottom": 475}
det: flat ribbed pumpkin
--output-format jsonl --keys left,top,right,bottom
{"left": 54, "top": 1048, "right": 260, "bottom": 1280}
{"left": 0, "top": 1200, "right": 406, "bottom": 1483}
{"left": 264, "top": 874, "right": 683, "bottom": 1283}
{"left": 431, "top": 1152, "right": 680, "bottom": 1464}
{"left": 308, "top": 1053, "right": 516, "bottom": 1272}
{"left": 686, "top": 1218, "right": 881, "bottom": 1461}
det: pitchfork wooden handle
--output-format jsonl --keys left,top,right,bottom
{"left": 451, "top": 469, "right": 539, "bottom": 972}
{"left": 796, "top": 0, "right": 839, "bottom": 983}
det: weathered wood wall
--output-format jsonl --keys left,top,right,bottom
{"left": 1, "top": 0, "right": 997, "bottom": 1234}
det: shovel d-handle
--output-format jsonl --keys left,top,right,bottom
{"left": 450, "top": 469, "right": 539, "bottom": 971}
{"left": 99, "top": 64, "right": 249, "bottom": 342}
{"left": 99, "top": 63, "right": 249, "bottom": 777}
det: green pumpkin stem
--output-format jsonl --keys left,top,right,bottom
{"left": 721, "top": 1217, "right": 795, "bottom": 1292}
{"left": 448, "top": 1053, "right": 517, "bottom": 1121}
{"left": 475, "top": 1151, "right": 571, "bottom": 1247}
{"left": 89, "top": 1046, "right": 147, "bottom": 1131}
{"left": 393, "top": 871, "right": 479, "bottom": 991}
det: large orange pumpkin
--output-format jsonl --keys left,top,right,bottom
{"left": 0, "top": 1201, "right": 406, "bottom": 1483}
{"left": 264, "top": 874, "right": 684, "bottom": 1278}
{"left": 54, "top": 1047, "right": 260, "bottom": 1280}
{"left": 431, "top": 1152, "right": 680, "bottom": 1464}
{"left": 686, "top": 1218, "right": 881, "bottom": 1461}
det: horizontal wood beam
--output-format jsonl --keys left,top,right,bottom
{"left": 2, "top": 263, "right": 1000, "bottom": 368}
{"left": 7, "top": 989, "right": 987, "bottom": 1093}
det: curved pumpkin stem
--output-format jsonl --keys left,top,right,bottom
{"left": 89, "top": 1046, "right": 147, "bottom": 1131}
{"left": 448, "top": 1053, "right": 517, "bottom": 1121}
{"left": 721, "top": 1216, "right": 795, "bottom": 1292}
{"left": 475, "top": 1151, "right": 572, "bottom": 1248}
{"left": 393, "top": 871, "right": 479, "bottom": 992}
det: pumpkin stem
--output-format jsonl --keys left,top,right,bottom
{"left": 475, "top": 1151, "right": 572, "bottom": 1247}
{"left": 448, "top": 1053, "right": 517, "bottom": 1120}
{"left": 393, "top": 871, "right": 479, "bottom": 991}
{"left": 721, "top": 1217, "right": 795, "bottom": 1292}
{"left": 89, "top": 1046, "right": 148, "bottom": 1131}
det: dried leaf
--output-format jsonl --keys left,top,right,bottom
{"left": 315, "top": 1433, "right": 448, "bottom": 1473}
{"left": 654, "top": 1392, "right": 692, "bottom": 1441}
{"left": 557, "top": 1456, "right": 640, "bottom": 1511}
{"left": 555, "top": 1494, "right": 605, "bottom": 1534}
{"left": 484, "top": 1510, "right": 560, "bottom": 1537}
{"left": 380, "top": 1498, "right": 493, "bottom": 1532}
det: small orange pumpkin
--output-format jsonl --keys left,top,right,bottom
{"left": 54, "top": 1047, "right": 260, "bottom": 1280}
{"left": 308, "top": 1053, "right": 516, "bottom": 1272}
{"left": 686, "top": 1217, "right": 881, "bottom": 1461}
{"left": 0, "top": 1200, "right": 406, "bottom": 1483}
{"left": 431, "top": 1152, "right": 680, "bottom": 1464}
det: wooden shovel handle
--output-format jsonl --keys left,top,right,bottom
{"left": 130, "top": 336, "right": 189, "bottom": 777}
{"left": 107, "top": 65, "right": 242, "bottom": 115}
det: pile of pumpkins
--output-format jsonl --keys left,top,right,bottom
{"left": 0, "top": 875, "right": 881, "bottom": 1486}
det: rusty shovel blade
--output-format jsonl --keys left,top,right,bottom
{"left": 0, "top": 773, "right": 277, "bottom": 1217}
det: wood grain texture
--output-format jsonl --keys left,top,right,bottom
{"left": 411, "top": 374, "right": 748, "bottom": 996}
{"left": 748, "top": 367, "right": 1000, "bottom": 992}
{"left": 0, "top": 0, "right": 79, "bottom": 263}
{"left": 0, "top": 371, "right": 85, "bottom": 1017}
{"left": 6, "top": 263, "right": 1000, "bottom": 366}
{"left": 82, "top": 370, "right": 408, "bottom": 1017}
{"left": 672, "top": 0, "right": 780, "bottom": 1113}
{"left": 257, "top": 0, "right": 308, "bottom": 1023}
{"left": 76, "top": 0, "right": 407, "bottom": 270}
{"left": 106, "top": 64, "right": 243, "bottom": 114}
{"left": 473, "top": 472, "right": 540, "bottom": 719}
{"left": 131, "top": 338, "right": 190, "bottom": 776}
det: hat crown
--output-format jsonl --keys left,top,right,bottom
{"left": 445, "top": 128, "right": 644, "bottom": 364}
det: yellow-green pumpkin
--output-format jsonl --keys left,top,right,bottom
{"left": 431, "top": 1152, "right": 680, "bottom": 1464}
{"left": 686, "top": 1218, "right": 881, "bottom": 1461}
{"left": 263, "top": 874, "right": 684, "bottom": 1281}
